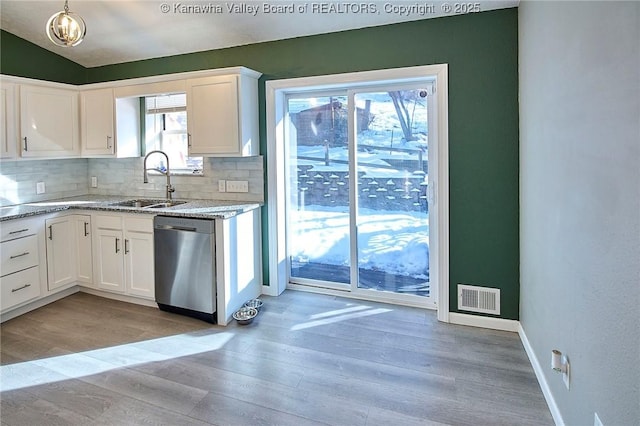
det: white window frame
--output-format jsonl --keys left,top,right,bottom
{"left": 144, "top": 95, "right": 203, "bottom": 175}
{"left": 265, "top": 65, "right": 450, "bottom": 322}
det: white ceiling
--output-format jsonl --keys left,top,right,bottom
{"left": 0, "top": 0, "right": 518, "bottom": 68}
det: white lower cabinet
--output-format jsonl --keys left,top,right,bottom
{"left": 93, "top": 214, "right": 154, "bottom": 299}
{"left": 75, "top": 215, "right": 93, "bottom": 284}
{"left": 0, "top": 217, "right": 44, "bottom": 314}
{"left": 0, "top": 267, "right": 41, "bottom": 312}
{"left": 45, "top": 213, "right": 93, "bottom": 291}
{"left": 124, "top": 228, "right": 154, "bottom": 298}
{"left": 45, "top": 216, "right": 76, "bottom": 291}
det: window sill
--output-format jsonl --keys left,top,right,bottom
{"left": 147, "top": 170, "right": 204, "bottom": 177}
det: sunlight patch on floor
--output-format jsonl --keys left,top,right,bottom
{"left": 291, "top": 307, "right": 392, "bottom": 331}
{"left": 0, "top": 331, "right": 235, "bottom": 392}
{"left": 309, "top": 305, "right": 370, "bottom": 320}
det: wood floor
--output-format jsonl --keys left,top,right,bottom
{"left": 0, "top": 290, "right": 553, "bottom": 426}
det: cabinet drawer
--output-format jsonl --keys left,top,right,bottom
{"left": 94, "top": 215, "right": 122, "bottom": 230}
{"left": 124, "top": 216, "right": 153, "bottom": 233}
{"left": 1, "top": 234, "right": 39, "bottom": 277}
{"left": 1, "top": 266, "right": 41, "bottom": 312}
{"left": 0, "top": 218, "right": 38, "bottom": 242}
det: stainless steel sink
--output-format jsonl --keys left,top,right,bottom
{"left": 146, "top": 201, "right": 187, "bottom": 209}
{"left": 111, "top": 199, "right": 187, "bottom": 209}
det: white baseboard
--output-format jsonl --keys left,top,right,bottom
{"left": 261, "top": 284, "right": 280, "bottom": 297}
{"left": 79, "top": 287, "right": 157, "bottom": 308}
{"left": 448, "top": 312, "right": 520, "bottom": 332}
{"left": 518, "top": 324, "right": 564, "bottom": 426}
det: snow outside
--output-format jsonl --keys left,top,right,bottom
{"left": 288, "top": 91, "right": 430, "bottom": 297}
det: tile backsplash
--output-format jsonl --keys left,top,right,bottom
{"left": 0, "top": 159, "right": 89, "bottom": 206}
{"left": 88, "top": 156, "right": 264, "bottom": 202}
{"left": 0, "top": 156, "right": 264, "bottom": 207}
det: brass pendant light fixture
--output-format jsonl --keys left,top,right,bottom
{"left": 46, "top": 0, "right": 86, "bottom": 47}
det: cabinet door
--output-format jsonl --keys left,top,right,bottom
{"left": 124, "top": 230, "right": 155, "bottom": 299}
{"left": 81, "top": 88, "right": 115, "bottom": 156}
{"left": 20, "top": 85, "right": 79, "bottom": 157}
{"left": 94, "top": 228, "right": 124, "bottom": 292}
{"left": 1, "top": 83, "right": 17, "bottom": 159}
{"left": 45, "top": 216, "right": 76, "bottom": 291}
{"left": 186, "top": 75, "right": 240, "bottom": 155}
{"left": 75, "top": 215, "right": 93, "bottom": 284}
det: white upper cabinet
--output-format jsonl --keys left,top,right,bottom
{"left": 81, "top": 88, "right": 115, "bottom": 156}
{"left": 4, "top": 67, "right": 261, "bottom": 160}
{"left": 0, "top": 82, "right": 17, "bottom": 159}
{"left": 186, "top": 73, "right": 259, "bottom": 156}
{"left": 20, "top": 85, "right": 79, "bottom": 158}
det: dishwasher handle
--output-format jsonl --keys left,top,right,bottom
{"left": 155, "top": 224, "right": 198, "bottom": 232}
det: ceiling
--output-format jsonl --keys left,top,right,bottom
{"left": 0, "top": 0, "right": 518, "bottom": 68}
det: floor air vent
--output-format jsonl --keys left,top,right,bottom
{"left": 458, "top": 284, "right": 500, "bottom": 315}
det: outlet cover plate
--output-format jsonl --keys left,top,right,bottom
{"left": 226, "top": 180, "right": 249, "bottom": 193}
{"left": 563, "top": 359, "right": 570, "bottom": 389}
{"left": 36, "top": 182, "right": 45, "bottom": 194}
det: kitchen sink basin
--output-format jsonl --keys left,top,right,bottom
{"left": 111, "top": 199, "right": 187, "bottom": 209}
{"left": 146, "top": 201, "right": 187, "bottom": 209}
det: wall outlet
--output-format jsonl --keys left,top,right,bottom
{"left": 36, "top": 181, "right": 45, "bottom": 194}
{"left": 226, "top": 180, "right": 249, "bottom": 193}
{"left": 91, "top": 176, "right": 98, "bottom": 188}
{"left": 218, "top": 180, "right": 226, "bottom": 192}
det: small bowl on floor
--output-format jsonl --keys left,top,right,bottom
{"left": 233, "top": 307, "right": 258, "bottom": 325}
{"left": 243, "top": 298, "right": 264, "bottom": 311}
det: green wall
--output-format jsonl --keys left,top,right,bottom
{"left": 0, "top": 9, "right": 520, "bottom": 319}
{"left": 0, "top": 30, "right": 86, "bottom": 84}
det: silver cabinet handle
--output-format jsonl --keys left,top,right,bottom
{"left": 187, "top": 133, "right": 192, "bottom": 147}
{"left": 84, "top": 222, "right": 89, "bottom": 236}
{"left": 9, "top": 228, "right": 29, "bottom": 235}
{"left": 124, "top": 239, "right": 129, "bottom": 254}
{"left": 48, "top": 225, "right": 53, "bottom": 240}
{"left": 115, "top": 237, "right": 120, "bottom": 253}
{"left": 23, "top": 137, "right": 28, "bottom": 151}
{"left": 12, "top": 283, "right": 31, "bottom": 293}
{"left": 9, "top": 252, "right": 29, "bottom": 259}
{"left": 107, "top": 135, "right": 112, "bottom": 149}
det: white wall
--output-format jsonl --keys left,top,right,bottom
{"left": 519, "top": 2, "right": 639, "bottom": 425}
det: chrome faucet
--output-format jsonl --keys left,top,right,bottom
{"left": 143, "top": 150, "right": 175, "bottom": 201}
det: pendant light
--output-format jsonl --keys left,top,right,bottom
{"left": 46, "top": 0, "right": 86, "bottom": 47}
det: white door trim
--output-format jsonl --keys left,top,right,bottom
{"left": 265, "top": 65, "right": 450, "bottom": 322}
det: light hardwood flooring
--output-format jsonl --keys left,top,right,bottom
{"left": 0, "top": 291, "right": 553, "bottom": 425}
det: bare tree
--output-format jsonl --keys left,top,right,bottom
{"left": 388, "top": 91, "right": 421, "bottom": 142}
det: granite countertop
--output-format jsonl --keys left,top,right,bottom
{"left": 0, "top": 195, "right": 262, "bottom": 222}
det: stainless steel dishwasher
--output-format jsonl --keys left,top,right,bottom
{"left": 154, "top": 216, "right": 217, "bottom": 323}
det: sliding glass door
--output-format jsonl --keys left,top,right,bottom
{"left": 351, "top": 88, "right": 430, "bottom": 297}
{"left": 287, "top": 94, "right": 351, "bottom": 287}
{"left": 286, "top": 82, "right": 434, "bottom": 304}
